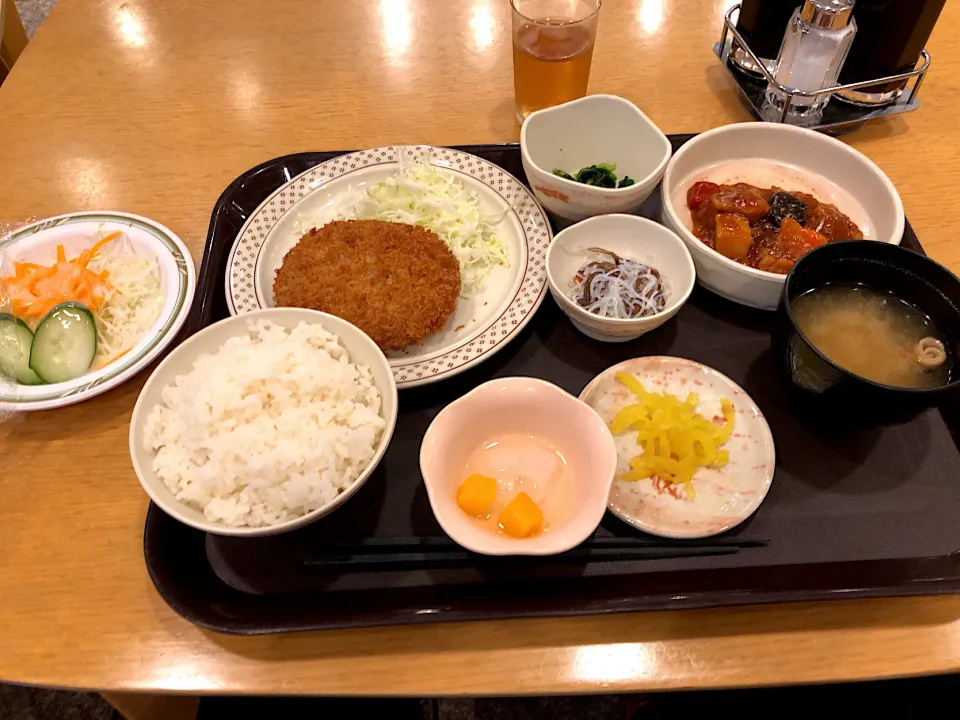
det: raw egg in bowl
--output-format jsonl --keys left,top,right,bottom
{"left": 419, "top": 377, "right": 617, "bottom": 556}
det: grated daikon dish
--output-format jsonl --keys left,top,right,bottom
{"left": 570, "top": 247, "right": 667, "bottom": 319}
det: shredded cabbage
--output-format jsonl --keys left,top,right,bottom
{"left": 332, "top": 152, "right": 510, "bottom": 291}
{"left": 88, "top": 234, "right": 163, "bottom": 367}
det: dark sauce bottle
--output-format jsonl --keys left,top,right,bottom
{"left": 732, "top": 0, "right": 802, "bottom": 76}
{"left": 837, "top": 0, "right": 945, "bottom": 106}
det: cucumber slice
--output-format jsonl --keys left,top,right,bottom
{"left": 29, "top": 302, "right": 98, "bottom": 384}
{"left": 0, "top": 314, "right": 43, "bottom": 385}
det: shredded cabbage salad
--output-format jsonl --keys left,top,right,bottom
{"left": 87, "top": 234, "right": 163, "bottom": 367}
{"left": 331, "top": 151, "right": 510, "bottom": 291}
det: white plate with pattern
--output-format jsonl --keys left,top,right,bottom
{"left": 0, "top": 212, "right": 195, "bottom": 411}
{"left": 225, "top": 146, "right": 552, "bottom": 388}
{"left": 580, "top": 357, "right": 775, "bottom": 539}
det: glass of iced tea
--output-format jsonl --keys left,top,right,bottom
{"left": 510, "top": 0, "right": 601, "bottom": 123}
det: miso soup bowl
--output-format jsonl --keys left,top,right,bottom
{"left": 419, "top": 377, "right": 618, "bottom": 556}
{"left": 662, "top": 123, "right": 905, "bottom": 311}
{"left": 776, "top": 241, "right": 960, "bottom": 425}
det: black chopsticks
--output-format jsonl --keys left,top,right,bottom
{"left": 303, "top": 535, "right": 767, "bottom": 570}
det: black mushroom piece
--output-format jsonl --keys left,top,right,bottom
{"left": 768, "top": 191, "right": 808, "bottom": 229}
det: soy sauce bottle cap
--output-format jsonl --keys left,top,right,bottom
{"left": 800, "top": 0, "right": 855, "bottom": 30}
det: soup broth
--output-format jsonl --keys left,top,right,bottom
{"left": 792, "top": 284, "right": 951, "bottom": 389}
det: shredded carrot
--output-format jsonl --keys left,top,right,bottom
{"left": 78, "top": 232, "right": 122, "bottom": 265}
{"left": 102, "top": 347, "right": 131, "bottom": 367}
{"left": 14, "top": 262, "right": 42, "bottom": 278}
{"left": 0, "top": 233, "right": 120, "bottom": 325}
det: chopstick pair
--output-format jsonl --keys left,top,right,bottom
{"left": 304, "top": 535, "right": 767, "bottom": 570}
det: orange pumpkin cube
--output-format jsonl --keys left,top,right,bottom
{"left": 498, "top": 492, "right": 544, "bottom": 538}
{"left": 774, "top": 217, "right": 829, "bottom": 261}
{"left": 456, "top": 474, "right": 497, "bottom": 517}
{"left": 714, "top": 213, "right": 753, "bottom": 260}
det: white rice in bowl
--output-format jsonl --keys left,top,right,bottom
{"left": 143, "top": 320, "right": 385, "bottom": 528}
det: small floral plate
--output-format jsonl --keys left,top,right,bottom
{"left": 580, "top": 356, "right": 776, "bottom": 539}
{"left": 225, "top": 146, "right": 552, "bottom": 389}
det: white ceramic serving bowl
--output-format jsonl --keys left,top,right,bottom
{"left": 420, "top": 377, "right": 617, "bottom": 556}
{"left": 0, "top": 212, "right": 195, "bottom": 411}
{"left": 521, "top": 95, "right": 672, "bottom": 222}
{"left": 546, "top": 214, "right": 696, "bottom": 342}
{"left": 661, "top": 122, "right": 905, "bottom": 311}
{"left": 130, "top": 308, "right": 399, "bottom": 537}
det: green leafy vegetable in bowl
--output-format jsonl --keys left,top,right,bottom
{"left": 553, "top": 163, "right": 636, "bottom": 189}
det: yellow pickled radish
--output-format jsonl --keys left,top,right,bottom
{"left": 611, "top": 372, "right": 736, "bottom": 498}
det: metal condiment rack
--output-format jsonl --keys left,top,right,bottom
{"left": 714, "top": 4, "right": 931, "bottom": 135}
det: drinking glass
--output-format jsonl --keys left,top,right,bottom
{"left": 510, "top": 0, "right": 601, "bottom": 124}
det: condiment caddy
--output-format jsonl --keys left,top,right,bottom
{"left": 714, "top": 3, "right": 931, "bottom": 135}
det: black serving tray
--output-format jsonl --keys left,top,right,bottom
{"left": 144, "top": 137, "right": 960, "bottom": 635}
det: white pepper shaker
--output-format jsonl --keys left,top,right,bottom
{"left": 763, "top": 0, "right": 858, "bottom": 124}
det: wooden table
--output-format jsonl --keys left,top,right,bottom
{"left": 3, "top": 0, "right": 960, "bottom": 699}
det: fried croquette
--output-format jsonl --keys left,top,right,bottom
{"left": 272, "top": 220, "right": 461, "bottom": 351}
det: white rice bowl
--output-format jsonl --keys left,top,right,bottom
{"left": 131, "top": 310, "right": 397, "bottom": 536}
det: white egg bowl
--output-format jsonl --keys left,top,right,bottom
{"left": 130, "top": 308, "right": 398, "bottom": 537}
{"left": 546, "top": 214, "right": 695, "bottom": 342}
{"left": 420, "top": 377, "right": 617, "bottom": 556}
{"left": 520, "top": 94, "right": 672, "bottom": 222}
{"left": 661, "top": 122, "right": 905, "bottom": 311}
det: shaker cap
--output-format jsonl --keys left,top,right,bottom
{"left": 800, "top": 0, "right": 855, "bottom": 29}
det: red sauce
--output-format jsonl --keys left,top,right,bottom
{"left": 686, "top": 182, "right": 864, "bottom": 275}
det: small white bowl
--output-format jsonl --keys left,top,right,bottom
{"left": 521, "top": 95, "right": 672, "bottom": 222}
{"left": 130, "top": 308, "right": 398, "bottom": 537}
{"left": 661, "top": 122, "right": 905, "bottom": 311}
{"left": 420, "top": 377, "right": 617, "bottom": 556}
{"left": 546, "top": 214, "right": 696, "bottom": 342}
